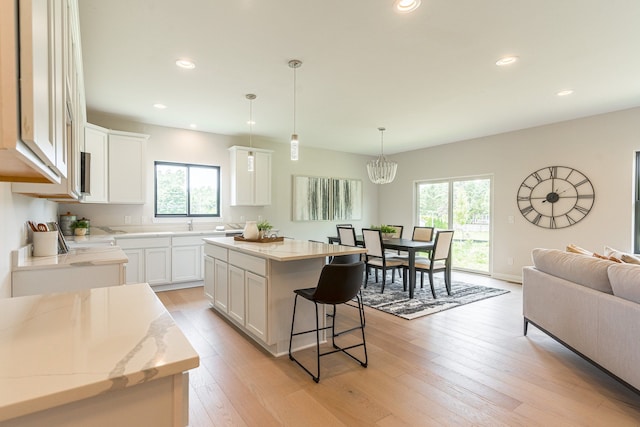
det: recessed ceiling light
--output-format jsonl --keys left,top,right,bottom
{"left": 496, "top": 56, "right": 519, "bottom": 66}
{"left": 557, "top": 89, "right": 574, "bottom": 97}
{"left": 153, "top": 103, "right": 167, "bottom": 109}
{"left": 246, "top": 120, "right": 256, "bottom": 125}
{"left": 189, "top": 123, "right": 197, "bottom": 129}
{"left": 176, "top": 59, "right": 195, "bottom": 69}
{"left": 394, "top": 0, "right": 421, "bottom": 13}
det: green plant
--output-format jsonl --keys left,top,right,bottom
{"left": 72, "top": 219, "right": 89, "bottom": 229}
{"left": 257, "top": 220, "right": 273, "bottom": 231}
{"left": 371, "top": 224, "right": 396, "bottom": 234}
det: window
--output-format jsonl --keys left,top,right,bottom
{"left": 416, "top": 176, "right": 491, "bottom": 273}
{"left": 635, "top": 153, "right": 640, "bottom": 253}
{"left": 155, "top": 161, "right": 220, "bottom": 217}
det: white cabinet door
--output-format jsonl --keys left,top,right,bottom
{"left": 108, "top": 131, "right": 148, "bottom": 203}
{"left": 203, "top": 255, "right": 214, "bottom": 301}
{"left": 18, "top": 0, "right": 56, "bottom": 171}
{"left": 245, "top": 272, "right": 267, "bottom": 342}
{"left": 228, "top": 265, "right": 245, "bottom": 324}
{"left": 123, "top": 248, "right": 144, "bottom": 284}
{"left": 145, "top": 247, "right": 171, "bottom": 286}
{"left": 83, "top": 124, "right": 108, "bottom": 203}
{"left": 229, "top": 146, "right": 272, "bottom": 206}
{"left": 213, "top": 259, "right": 228, "bottom": 312}
{"left": 172, "top": 245, "right": 201, "bottom": 283}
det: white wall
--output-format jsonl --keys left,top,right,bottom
{"left": 58, "top": 112, "right": 379, "bottom": 243}
{"left": 379, "top": 107, "right": 640, "bottom": 282}
{"left": 0, "top": 184, "right": 58, "bottom": 297}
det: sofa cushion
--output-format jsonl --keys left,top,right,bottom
{"left": 608, "top": 263, "right": 640, "bottom": 303}
{"left": 532, "top": 248, "right": 614, "bottom": 294}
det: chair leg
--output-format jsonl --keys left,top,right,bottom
{"left": 288, "top": 295, "right": 322, "bottom": 383}
{"left": 402, "top": 267, "right": 407, "bottom": 291}
{"left": 428, "top": 270, "right": 436, "bottom": 298}
{"left": 313, "top": 302, "right": 321, "bottom": 383}
{"left": 445, "top": 267, "right": 452, "bottom": 295}
{"left": 380, "top": 268, "right": 386, "bottom": 293}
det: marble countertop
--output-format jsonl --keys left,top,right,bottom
{"left": 0, "top": 283, "right": 199, "bottom": 422}
{"left": 12, "top": 246, "right": 129, "bottom": 272}
{"left": 203, "top": 237, "right": 366, "bottom": 261}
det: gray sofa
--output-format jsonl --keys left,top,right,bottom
{"left": 523, "top": 248, "right": 640, "bottom": 391}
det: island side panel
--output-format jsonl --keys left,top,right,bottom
{"left": 268, "top": 257, "right": 326, "bottom": 356}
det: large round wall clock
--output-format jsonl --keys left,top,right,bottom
{"left": 517, "top": 166, "right": 595, "bottom": 229}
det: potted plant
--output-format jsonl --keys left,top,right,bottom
{"left": 257, "top": 220, "right": 273, "bottom": 239}
{"left": 372, "top": 224, "right": 396, "bottom": 239}
{"left": 72, "top": 219, "right": 89, "bottom": 236}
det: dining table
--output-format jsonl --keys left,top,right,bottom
{"left": 327, "top": 235, "right": 433, "bottom": 299}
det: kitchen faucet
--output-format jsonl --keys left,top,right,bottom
{"left": 188, "top": 219, "right": 193, "bottom": 231}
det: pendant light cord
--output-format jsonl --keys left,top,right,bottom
{"left": 292, "top": 66, "right": 297, "bottom": 134}
{"left": 379, "top": 127, "right": 386, "bottom": 156}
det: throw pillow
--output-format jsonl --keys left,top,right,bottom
{"left": 593, "top": 252, "right": 622, "bottom": 263}
{"left": 566, "top": 244, "right": 592, "bottom": 256}
{"left": 621, "top": 254, "right": 640, "bottom": 265}
{"left": 603, "top": 246, "right": 640, "bottom": 264}
{"left": 532, "top": 248, "right": 614, "bottom": 294}
{"left": 608, "top": 263, "right": 640, "bottom": 304}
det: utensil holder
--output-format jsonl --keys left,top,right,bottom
{"left": 33, "top": 231, "right": 59, "bottom": 256}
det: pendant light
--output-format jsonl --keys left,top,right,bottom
{"left": 246, "top": 94, "right": 256, "bottom": 172}
{"left": 367, "top": 127, "right": 398, "bottom": 184}
{"left": 288, "top": 59, "right": 302, "bottom": 161}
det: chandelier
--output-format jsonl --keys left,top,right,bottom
{"left": 367, "top": 127, "right": 397, "bottom": 184}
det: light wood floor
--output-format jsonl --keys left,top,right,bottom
{"left": 156, "top": 273, "right": 640, "bottom": 426}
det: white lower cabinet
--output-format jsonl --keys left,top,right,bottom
{"left": 204, "top": 245, "right": 268, "bottom": 343}
{"left": 123, "top": 248, "right": 144, "bottom": 284}
{"left": 228, "top": 265, "right": 245, "bottom": 324}
{"left": 245, "top": 272, "right": 267, "bottom": 341}
{"left": 213, "top": 259, "right": 229, "bottom": 312}
{"left": 172, "top": 245, "right": 201, "bottom": 282}
{"left": 116, "top": 237, "right": 172, "bottom": 287}
{"left": 203, "top": 255, "right": 214, "bottom": 300}
{"left": 145, "top": 247, "right": 171, "bottom": 286}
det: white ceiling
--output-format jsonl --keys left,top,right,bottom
{"left": 78, "top": 0, "right": 640, "bottom": 156}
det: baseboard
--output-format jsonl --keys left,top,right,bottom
{"left": 491, "top": 272, "right": 522, "bottom": 284}
{"left": 152, "top": 281, "right": 203, "bottom": 292}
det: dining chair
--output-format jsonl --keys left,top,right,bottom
{"left": 402, "top": 230, "right": 454, "bottom": 298}
{"left": 362, "top": 228, "right": 403, "bottom": 293}
{"left": 337, "top": 226, "right": 357, "bottom": 247}
{"left": 288, "top": 261, "right": 368, "bottom": 383}
{"left": 385, "top": 225, "right": 405, "bottom": 258}
{"left": 388, "top": 225, "right": 404, "bottom": 239}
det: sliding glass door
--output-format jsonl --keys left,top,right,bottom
{"left": 416, "top": 176, "right": 491, "bottom": 273}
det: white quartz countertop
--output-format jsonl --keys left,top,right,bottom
{"left": 203, "top": 237, "right": 366, "bottom": 261}
{"left": 12, "top": 246, "right": 129, "bottom": 272}
{"left": 0, "top": 283, "right": 199, "bottom": 422}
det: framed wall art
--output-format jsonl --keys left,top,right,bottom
{"left": 292, "top": 175, "right": 362, "bottom": 221}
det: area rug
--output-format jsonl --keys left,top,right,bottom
{"left": 360, "top": 275, "right": 509, "bottom": 320}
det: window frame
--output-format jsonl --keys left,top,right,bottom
{"left": 154, "top": 161, "right": 221, "bottom": 218}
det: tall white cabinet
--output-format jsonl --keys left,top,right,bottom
{"left": 229, "top": 146, "right": 272, "bottom": 206}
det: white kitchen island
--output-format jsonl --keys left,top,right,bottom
{"left": 203, "top": 237, "right": 366, "bottom": 356}
{"left": 0, "top": 283, "right": 199, "bottom": 427}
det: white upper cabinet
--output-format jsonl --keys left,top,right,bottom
{"left": 108, "top": 130, "right": 148, "bottom": 204}
{"left": 5, "top": 0, "right": 86, "bottom": 192}
{"left": 229, "top": 146, "right": 272, "bottom": 206}
{"left": 82, "top": 124, "right": 108, "bottom": 203}
{"left": 80, "top": 126, "right": 149, "bottom": 204}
